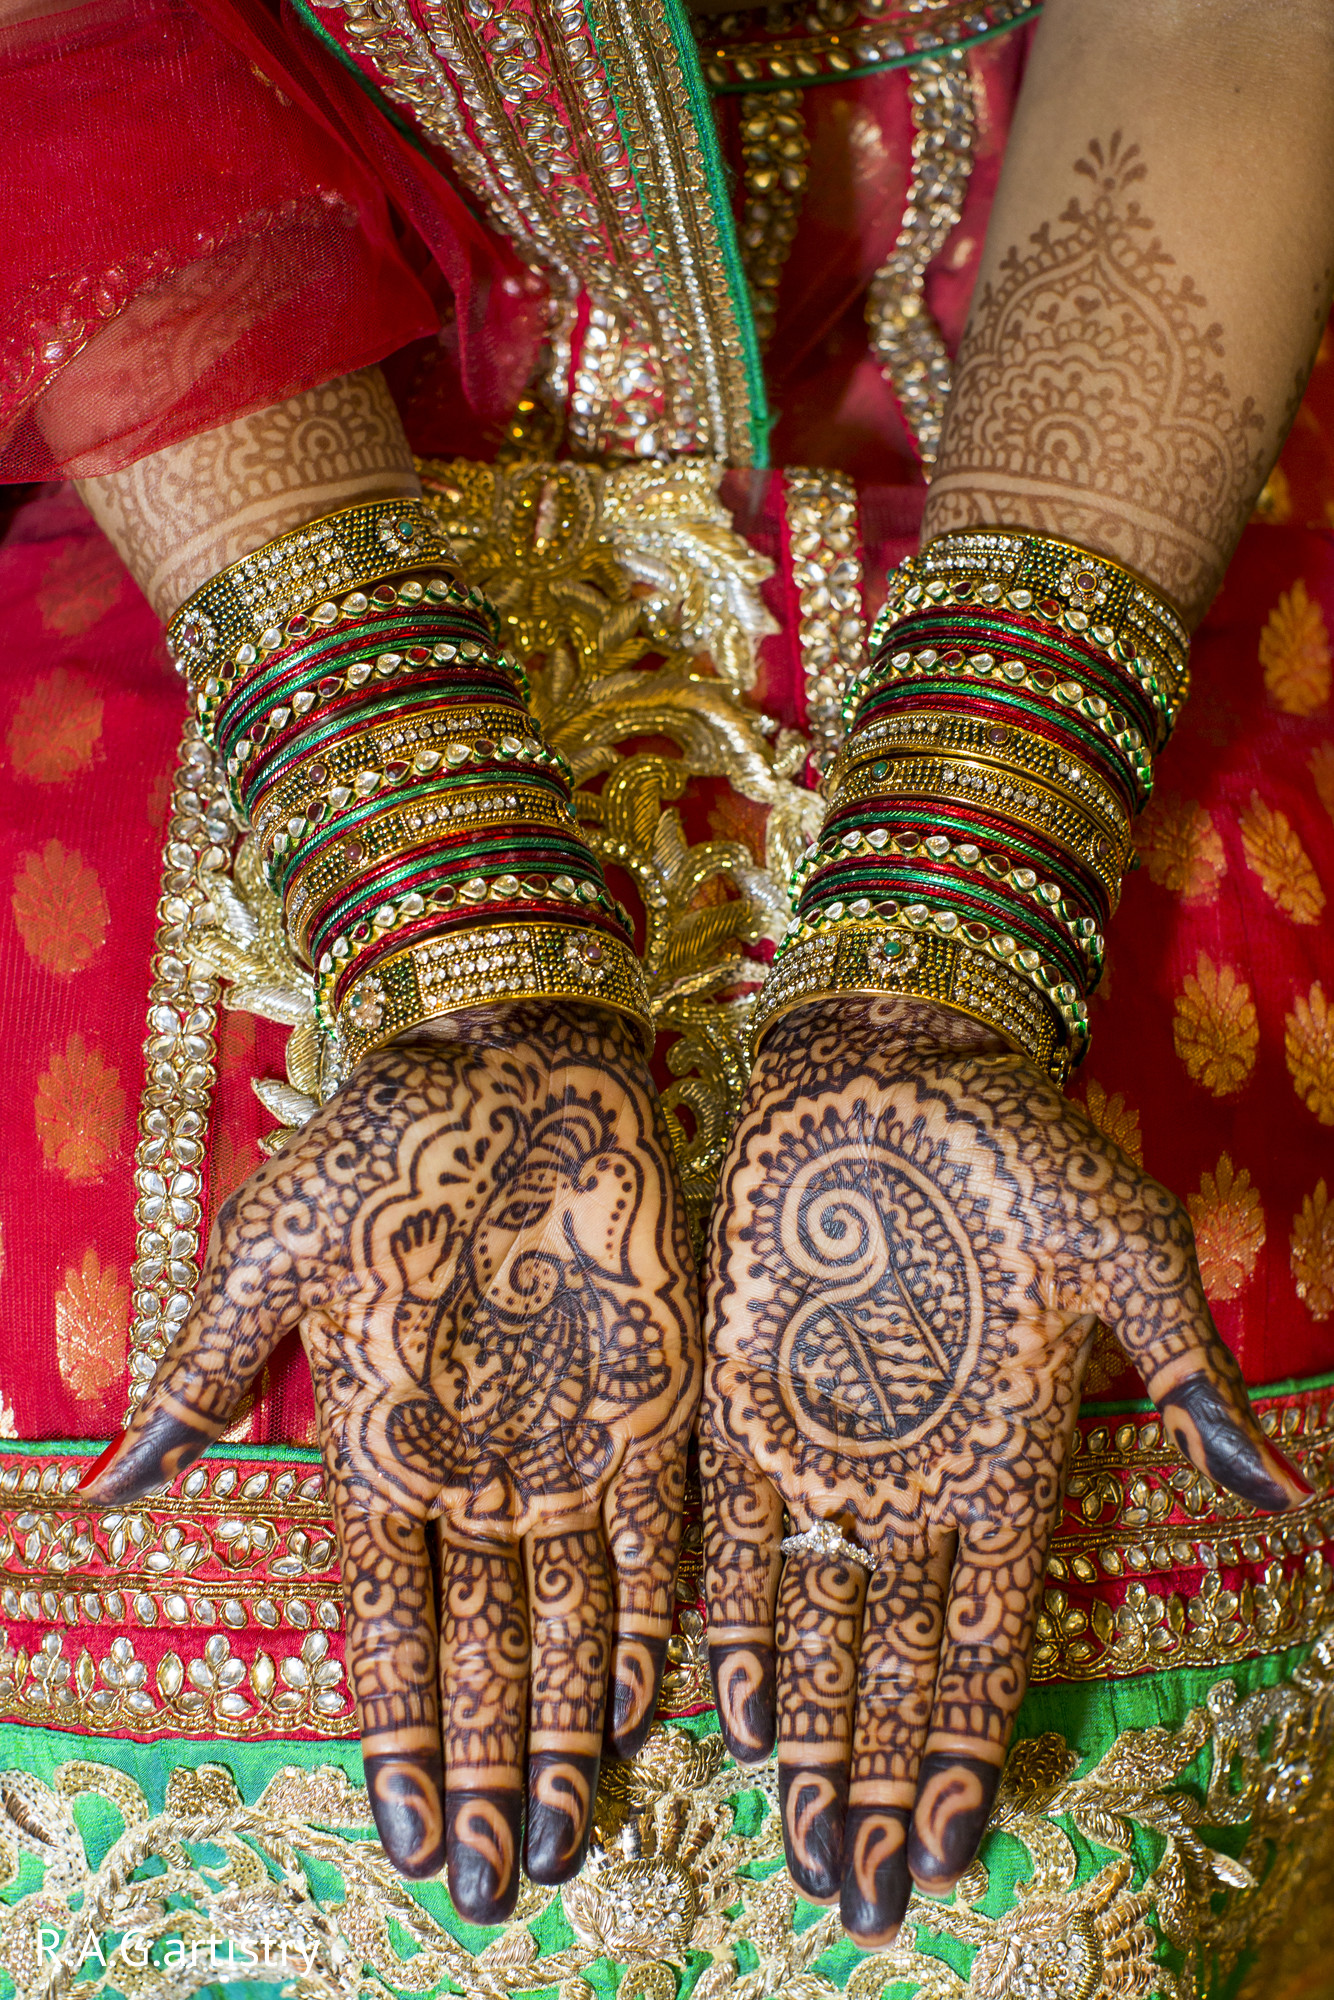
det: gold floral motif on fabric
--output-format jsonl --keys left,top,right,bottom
{"left": 6, "top": 1642, "right": 1334, "bottom": 1999}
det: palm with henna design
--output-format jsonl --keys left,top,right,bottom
{"left": 79, "top": 1005, "right": 699, "bottom": 1921}
{"left": 702, "top": 998, "right": 1311, "bottom": 1948}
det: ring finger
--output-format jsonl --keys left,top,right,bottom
{"left": 437, "top": 1530, "right": 529, "bottom": 1923}
{"left": 524, "top": 1516, "right": 614, "bottom": 1884}
{"left": 775, "top": 1526, "right": 870, "bottom": 1902}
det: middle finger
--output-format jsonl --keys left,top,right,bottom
{"left": 775, "top": 1535, "right": 869, "bottom": 1902}
{"left": 524, "top": 1518, "right": 614, "bottom": 1884}
{"left": 437, "top": 1530, "right": 529, "bottom": 1923}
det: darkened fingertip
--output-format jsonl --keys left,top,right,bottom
{"left": 365, "top": 1751, "right": 447, "bottom": 1881}
{"left": 607, "top": 1633, "right": 668, "bottom": 1759}
{"left": 840, "top": 1806, "right": 911, "bottom": 1945}
{"left": 1160, "top": 1376, "right": 1309, "bottom": 1512}
{"left": 708, "top": 1642, "right": 777, "bottom": 1763}
{"left": 444, "top": 1788, "right": 521, "bottom": 1921}
{"left": 778, "top": 1764, "right": 847, "bottom": 1903}
{"left": 524, "top": 1750, "right": 600, "bottom": 1884}
{"left": 76, "top": 1414, "right": 208, "bottom": 1503}
{"left": 907, "top": 1753, "right": 999, "bottom": 1892}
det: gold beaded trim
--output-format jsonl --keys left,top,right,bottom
{"left": 166, "top": 500, "right": 460, "bottom": 687}
{"left": 336, "top": 924, "right": 654, "bottom": 1065}
{"left": 877, "top": 528, "right": 1190, "bottom": 735}
{"left": 284, "top": 786, "right": 580, "bottom": 949}
{"left": 832, "top": 756, "right": 1129, "bottom": 904}
{"left": 752, "top": 921, "right": 1067, "bottom": 1079}
{"left": 839, "top": 691, "right": 1152, "bottom": 804}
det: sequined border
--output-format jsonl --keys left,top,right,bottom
{"left": 696, "top": 0, "right": 1038, "bottom": 92}
{"left": 783, "top": 467, "right": 868, "bottom": 771}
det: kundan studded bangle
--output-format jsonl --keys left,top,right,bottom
{"left": 170, "top": 500, "right": 653, "bottom": 1066}
{"left": 751, "top": 529, "right": 1190, "bottom": 1081}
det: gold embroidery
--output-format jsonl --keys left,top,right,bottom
{"left": 1081, "top": 1324, "right": 1131, "bottom": 1396}
{"left": 1293, "top": 1180, "right": 1334, "bottom": 1321}
{"left": 1260, "top": 578, "right": 1331, "bottom": 715}
{"left": 0, "top": 1398, "right": 13, "bottom": 1443}
{"left": 33, "top": 1032, "right": 124, "bottom": 1184}
{"left": 1189, "top": 1153, "right": 1265, "bottom": 1303}
{"left": 737, "top": 91, "right": 808, "bottom": 350}
{"left": 53, "top": 1249, "right": 128, "bottom": 1404}
{"left": 36, "top": 538, "right": 124, "bottom": 639}
{"left": 697, "top": 0, "right": 1039, "bottom": 91}
{"left": 1173, "top": 950, "right": 1259, "bottom": 1095}
{"left": 11, "top": 840, "right": 107, "bottom": 977}
{"left": 1240, "top": 790, "right": 1326, "bottom": 924}
{"left": 1311, "top": 739, "right": 1334, "bottom": 820}
{"left": 1286, "top": 979, "right": 1334, "bottom": 1125}
{"left": 6, "top": 667, "right": 103, "bottom": 782}
{"left": 8, "top": 1645, "right": 1334, "bottom": 2000}
{"left": 783, "top": 468, "right": 868, "bottom": 771}
{"left": 1253, "top": 460, "right": 1293, "bottom": 524}
{"left": 866, "top": 52, "right": 974, "bottom": 468}
{"left": 1078, "top": 1078, "right": 1143, "bottom": 1165}
{"left": 1133, "top": 790, "right": 1226, "bottom": 903}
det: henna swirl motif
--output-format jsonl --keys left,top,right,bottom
{"left": 702, "top": 997, "right": 1311, "bottom": 1946}
{"left": 80, "top": 1004, "right": 699, "bottom": 1920}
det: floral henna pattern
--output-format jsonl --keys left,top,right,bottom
{"left": 702, "top": 997, "right": 1309, "bottom": 1946}
{"left": 80, "top": 1004, "right": 700, "bottom": 1915}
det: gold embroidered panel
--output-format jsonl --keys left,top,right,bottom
{"left": 5, "top": 1647, "right": 1334, "bottom": 2000}
{"left": 696, "top": 0, "right": 1039, "bottom": 91}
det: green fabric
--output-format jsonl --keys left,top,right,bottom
{"left": 3, "top": 1641, "right": 1317, "bottom": 2000}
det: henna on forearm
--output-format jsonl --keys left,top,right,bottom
{"left": 77, "top": 367, "right": 420, "bottom": 620}
{"left": 81, "top": 1003, "right": 700, "bottom": 1911}
{"left": 703, "top": 998, "right": 1309, "bottom": 1944}
{"left": 923, "top": 0, "right": 1334, "bottom": 622}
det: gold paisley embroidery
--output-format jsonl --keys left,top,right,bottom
{"left": 1259, "top": 578, "right": 1331, "bottom": 715}
{"left": 1133, "top": 791, "right": 1226, "bottom": 903}
{"left": 36, "top": 538, "right": 124, "bottom": 638}
{"left": 1286, "top": 980, "right": 1334, "bottom": 1126}
{"left": 7, "top": 668, "right": 104, "bottom": 783}
{"left": 1293, "top": 1182, "right": 1334, "bottom": 1321}
{"left": 1174, "top": 952, "right": 1259, "bottom": 1096}
{"left": 1311, "top": 740, "right": 1334, "bottom": 823}
{"left": 1240, "top": 792, "right": 1325, "bottom": 924}
{"left": 11, "top": 841, "right": 108, "bottom": 976}
{"left": 54, "top": 1248, "right": 128, "bottom": 1403}
{"left": 1188, "top": 1154, "right": 1265, "bottom": 1303}
{"left": 1078, "top": 1078, "right": 1144, "bottom": 1164}
{"left": 34, "top": 1032, "right": 125, "bottom": 1183}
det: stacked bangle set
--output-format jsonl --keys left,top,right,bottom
{"left": 752, "top": 529, "right": 1191, "bottom": 1081}
{"left": 167, "top": 498, "right": 652, "bottom": 1068}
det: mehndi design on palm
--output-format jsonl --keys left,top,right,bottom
{"left": 702, "top": 998, "right": 1309, "bottom": 1948}
{"left": 80, "top": 1005, "right": 699, "bottom": 1921}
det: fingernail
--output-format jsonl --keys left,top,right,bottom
{"left": 364, "top": 1751, "right": 446, "bottom": 1881}
{"left": 445, "top": 1787, "right": 521, "bottom": 1922}
{"left": 1162, "top": 1378, "right": 1309, "bottom": 1513}
{"left": 609, "top": 1635, "right": 667, "bottom": 1759}
{"left": 709, "top": 1643, "right": 776, "bottom": 1764}
{"left": 524, "top": 1751, "right": 600, "bottom": 1883}
{"left": 75, "top": 1433, "right": 126, "bottom": 1492}
{"left": 841, "top": 1805, "right": 911, "bottom": 1944}
{"left": 907, "top": 1753, "right": 999, "bottom": 1891}
{"left": 779, "top": 1763, "right": 847, "bottom": 1902}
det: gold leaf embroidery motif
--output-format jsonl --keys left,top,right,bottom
{"left": 1293, "top": 1181, "right": 1334, "bottom": 1321}
{"left": 1240, "top": 791, "right": 1325, "bottom": 923}
{"left": 1079, "top": 1078, "right": 1144, "bottom": 1164}
{"left": 11, "top": 840, "right": 107, "bottom": 976}
{"left": 1188, "top": 1154, "right": 1265, "bottom": 1302}
{"left": 1259, "top": 578, "right": 1331, "bottom": 715}
{"left": 1081, "top": 1323, "right": 1131, "bottom": 1394}
{"left": 6, "top": 668, "right": 103, "bottom": 783}
{"left": 1133, "top": 791, "right": 1226, "bottom": 903}
{"left": 1174, "top": 952, "right": 1259, "bottom": 1095}
{"left": 34, "top": 1032, "right": 125, "bottom": 1182}
{"left": 36, "top": 537, "right": 124, "bottom": 638}
{"left": 1311, "top": 740, "right": 1334, "bottom": 823}
{"left": 54, "top": 1247, "right": 128, "bottom": 1403}
{"left": 1286, "top": 980, "right": 1334, "bottom": 1125}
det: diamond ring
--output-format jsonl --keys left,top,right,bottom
{"left": 780, "top": 1519, "right": 878, "bottom": 1573}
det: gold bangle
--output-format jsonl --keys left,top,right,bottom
{"left": 875, "top": 527, "right": 1190, "bottom": 733}
{"left": 166, "top": 499, "right": 463, "bottom": 687}
{"left": 335, "top": 923, "right": 654, "bottom": 1067}
{"left": 751, "top": 921, "right": 1070, "bottom": 1081}
{"left": 835, "top": 699, "right": 1151, "bottom": 807}
{"left": 831, "top": 755, "right": 1128, "bottom": 904}
{"left": 283, "top": 783, "right": 581, "bottom": 952}
{"left": 251, "top": 705, "right": 551, "bottom": 839}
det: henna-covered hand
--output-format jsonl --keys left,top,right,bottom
{"left": 78, "top": 1005, "right": 699, "bottom": 1918}
{"left": 701, "top": 998, "right": 1311, "bottom": 1947}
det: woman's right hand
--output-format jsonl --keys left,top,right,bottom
{"left": 78, "top": 1003, "right": 700, "bottom": 1922}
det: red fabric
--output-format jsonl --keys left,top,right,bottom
{"left": 0, "top": 0, "right": 538, "bottom": 479}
